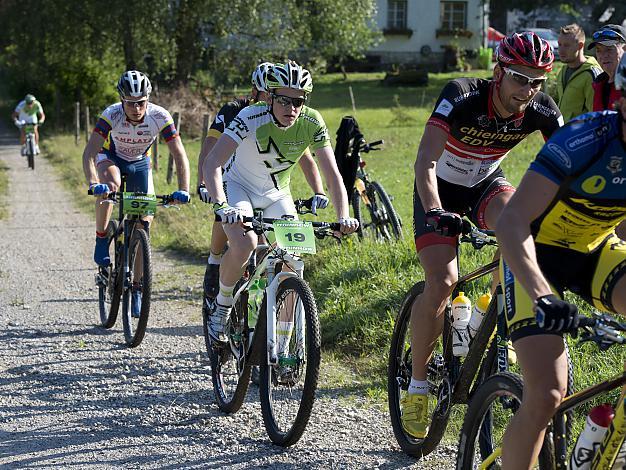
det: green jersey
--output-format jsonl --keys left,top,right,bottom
{"left": 223, "top": 102, "right": 330, "bottom": 193}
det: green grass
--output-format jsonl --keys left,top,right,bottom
{"left": 41, "top": 72, "right": 626, "bottom": 437}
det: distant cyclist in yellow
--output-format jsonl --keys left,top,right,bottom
{"left": 12, "top": 94, "right": 45, "bottom": 155}
{"left": 495, "top": 55, "right": 626, "bottom": 469}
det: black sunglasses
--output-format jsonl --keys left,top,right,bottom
{"left": 272, "top": 94, "right": 306, "bottom": 108}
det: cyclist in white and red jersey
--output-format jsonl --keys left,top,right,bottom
{"left": 401, "top": 32, "right": 564, "bottom": 439}
{"left": 82, "top": 70, "right": 191, "bottom": 270}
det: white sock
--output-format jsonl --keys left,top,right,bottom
{"left": 216, "top": 281, "right": 235, "bottom": 307}
{"left": 277, "top": 321, "right": 294, "bottom": 356}
{"left": 208, "top": 252, "right": 222, "bottom": 265}
{"left": 408, "top": 378, "right": 429, "bottom": 395}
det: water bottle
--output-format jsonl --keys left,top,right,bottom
{"left": 451, "top": 292, "right": 471, "bottom": 357}
{"left": 570, "top": 404, "right": 614, "bottom": 469}
{"left": 247, "top": 278, "right": 266, "bottom": 329}
{"left": 467, "top": 292, "right": 492, "bottom": 340}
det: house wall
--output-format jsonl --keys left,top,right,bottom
{"left": 371, "top": 0, "right": 488, "bottom": 65}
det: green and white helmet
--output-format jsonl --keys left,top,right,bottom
{"left": 266, "top": 62, "right": 313, "bottom": 94}
{"left": 251, "top": 62, "right": 273, "bottom": 92}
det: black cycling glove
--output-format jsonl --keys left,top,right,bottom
{"left": 535, "top": 294, "right": 579, "bottom": 334}
{"left": 425, "top": 208, "right": 464, "bottom": 237}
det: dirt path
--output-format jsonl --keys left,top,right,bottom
{"left": 0, "top": 129, "right": 456, "bottom": 468}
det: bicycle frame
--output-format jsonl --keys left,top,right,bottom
{"left": 553, "top": 373, "right": 626, "bottom": 469}
{"left": 231, "top": 242, "right": 306, "bottom": 366}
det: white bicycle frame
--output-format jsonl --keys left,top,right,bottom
{"left": 231, "top": 242, "right": 305, "bottom": 366}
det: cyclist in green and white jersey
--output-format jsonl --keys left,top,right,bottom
{"left": 197, "top": 62, "right": 328, "bottom": 301}
{"left": 12, "top": 94, "right": 45, "bottom": 155}
{"left": 203, "top": 61, "right": 358, "bottom": 343}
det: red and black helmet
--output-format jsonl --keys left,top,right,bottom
{"left": 496, "top": 32, "right": 554, "bottom": 72}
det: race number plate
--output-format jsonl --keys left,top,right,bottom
{"left": 273, "top": 220, "right": 316, "bottom": 254}
{"left": 122, "top": 193, "right": 157, "bottom": 216}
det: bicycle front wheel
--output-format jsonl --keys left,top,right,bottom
{"left": 27, "top": 137, "right": 35, "bottom": 170}
{"left": 388, "top": 281, "right": 457, "bottom": 458}
{"left": 121, "top": 227, "right": 152, "bottom": 347}
{"left": 259, "top": 276, "right": 321, "bottom": 447}
{"left": 98, "top": 220, "right": 121, "bottom": 328}
{"left": 456, "top": 371, "right": 554, "bottom": 469}
{"left": 205, "top": 278, "right": 252, "bottom": 413}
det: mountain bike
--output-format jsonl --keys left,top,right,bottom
{"left": 456, "top": 312, "right": 626, "bottom": 469}
{"left": 350, "top": 138, "right": 403, "bottom": 241}
{"left": 388, "top": 221, "right": 574, "bottom": 458}
{"left": 91, "top": 176, "right": 176, "bottom": 347}
{"left": 14, "top": 120, "right": 39, "bottom": 170}
{"left": 334, "top": 115, "right": 402, "bottom": 241}
{"left": 388, "top": 221, "right": 501, "bottom": 458}
{"left": 203, "top": 199, "right": 341, "bottom": 447}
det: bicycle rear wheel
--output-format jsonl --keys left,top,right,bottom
{"left": 352, "top": 181, "right": 402, "bottom": 240}
{"left": 259, "top": 276, "right": 320, "bottom": 447}
{"left": 456, "top": 371, "right": 554, "bottom": 469}
{"left": 121, "top": 227, "right": 152, "bottom": 347}
{"left": 370, "top": 181, "right": 402, "bottom": 240}
{"left": 387, "top": 281, "right": 455, "bottom": 457}
{"left": 97, "top": 220, "right": 121, "bottom": 328}
{"left": 205, "top": 279, "right": 252, "bottom": 413}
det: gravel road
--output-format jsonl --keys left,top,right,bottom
{"left": 0, "top": 129, "right": 456, "bottom": 469}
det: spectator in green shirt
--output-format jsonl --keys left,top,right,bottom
{"left": 554, "top": 24, "right": 602, "bottom": 122}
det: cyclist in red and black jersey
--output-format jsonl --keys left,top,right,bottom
{"left": 197, "top": 63, "right": 327, "bottom": 301}
{"left": 402, "top": 32, "right": 564, "bottom": 439}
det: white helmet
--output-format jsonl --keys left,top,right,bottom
{"left": 266, "top": 61, "right": 313, "bottom": 94}
{"left": 117, "top": 70, "right": 152, "bottom": 98}
{"left": 616, "top": 53, "right": 626, "bottom": 91}
{"left": 251, "top": 62, "right": 273, "bottom": 92}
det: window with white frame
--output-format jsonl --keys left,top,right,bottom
{"left": 440, "top": 1, "right": 467, "bottom": 30}
{"left": 388, "top": 0, "right": 408, "bottom": 29}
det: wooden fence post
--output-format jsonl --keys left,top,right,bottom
{"left": 84, "top": 106, "right": 90, "bottom": 143}
{"left": 166, "top": 111, "right": 180, "bottom": 184}
{"left": 74, "top": 102, "right": 80, "bottom": 145}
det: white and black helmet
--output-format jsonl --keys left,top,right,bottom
{"left": 251, "top": 62, "right": 273, "bottom": 92}
{"left": 616, "top": 53, "right": 626, "bottom": 91}
{"left": 117, "top": 70, "right": 152, "bottom": 98}
{"left": 266, "top": 61, "right": 313, "bottom": 94}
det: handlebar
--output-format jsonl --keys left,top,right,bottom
{"left": 294, "top": 197, "right": 314, "bottom": 215}
{"left": 575, "top": 312, "right": 626, "bottom": 351}
{"left": 14, "top": 120, "right": 39, "bottom": 129}
{"left": 451, "top": 219, "right": 497, "bottom": 249}
{"left": 87, "top": 189, "right": 175, "bottom": 205}
{"left": 357, "top": 138, "right": 384, "bottom": 154}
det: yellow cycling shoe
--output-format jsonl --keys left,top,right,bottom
{"left": 400, "top": 392, "right": 429, "bottom": 439}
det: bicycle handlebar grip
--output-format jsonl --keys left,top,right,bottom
{"left": 369, "top": 139, "right": 384, "bottom": 147}
{"left": 577, "top": 316, "right": 596, "bottom": 328}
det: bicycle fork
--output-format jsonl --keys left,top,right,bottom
{"left": 265, "top": 258, "right": 305, "bottom": 366}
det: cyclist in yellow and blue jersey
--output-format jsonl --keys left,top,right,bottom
{"left": 495, "top": 54, "right": 626, "bottom": 469}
